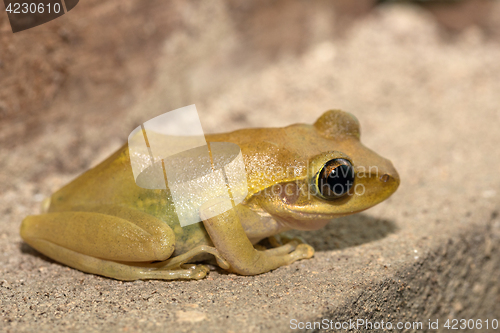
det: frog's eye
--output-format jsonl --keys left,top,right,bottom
{"left": 315, "top": 158, "right": 354, "bottom": 200}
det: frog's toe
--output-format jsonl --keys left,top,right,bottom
{"left": 192, "top": 265, "right": 210, "bottom": 279}
{"left": 291, "top": 244, "right": 315, "bottom": 261}
{"left": 182, "top": 264, "right": 210, "bottom": 279}
{"left": 180, "top": 264, "right": 198, "bottom": 270}
{"left": 144, "top": 264, "right": 210, "bottom": 280}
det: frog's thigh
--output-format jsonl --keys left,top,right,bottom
{"left": 20, "top": 212, "right": 209, "bottom": 280}
{"left": 21, "top": 211, "right": 175, "bottom": 262}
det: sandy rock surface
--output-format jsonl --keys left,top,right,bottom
{"left": 1, "top": 1, "right": 500, "bottom": 332}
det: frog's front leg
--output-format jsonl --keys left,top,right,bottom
{"left": 200, "top": 202, "right": 315, "bottom": 275}
{"left": 20, "top": 207, "right": 215, "bottom": 281}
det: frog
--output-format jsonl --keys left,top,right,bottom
{"left": 20, "top": 110, "right": 399, "bottom": 280}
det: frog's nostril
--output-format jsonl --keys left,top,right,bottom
{"left": 380, "top": 174, "right": 391, "bottom": 183}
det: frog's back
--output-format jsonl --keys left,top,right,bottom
{"left": 49, "top": 144, "right": 144, "bottom": 211}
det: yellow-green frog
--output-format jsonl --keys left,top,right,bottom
{"left": 20, "top": 110, "right": 399, "bottom": 280}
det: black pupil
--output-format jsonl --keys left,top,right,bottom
{"left": 318, "top": 160, "right": 354, "bottom": 198}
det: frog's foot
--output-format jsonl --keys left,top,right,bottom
{"left": 141, "top": 263, "right": 210, "bottom": 280}
{"left": 262, "top": 239, "right": 315, "bottom": 259}
{"left": 152, "top": 245, "right": 230, "bottom": 271}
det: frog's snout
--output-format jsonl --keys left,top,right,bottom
{"left": 378, "top": 162, "right": 400, "bottom": 193}
{"left": 380, "top": 171, "right": 399, "bottom": 184}
{"left": 380, "top": 174, "right": 391, "bottom": 182}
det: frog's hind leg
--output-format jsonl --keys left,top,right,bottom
{"left": 22, "top": 237, "right": 209, "bottom": 280}
{"left": 20, "top": 209, "right": 209, "bottom": 281}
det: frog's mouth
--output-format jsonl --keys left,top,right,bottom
{"left": 272, "top": 198, "right": 383, "bottom": 231}
{"left": 272, "top": 205, "right": 370, "bottom": 231}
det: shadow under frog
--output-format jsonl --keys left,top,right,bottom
{"left": 285, "top": 213, "right": 397, "bottom": 252}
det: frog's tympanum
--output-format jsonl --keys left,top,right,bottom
{"left": 21, "top": 110, "right": 399, "bottom": 280}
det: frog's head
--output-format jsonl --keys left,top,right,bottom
{"left": 241, "top": 110, "right": 400, "bottom": 231}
